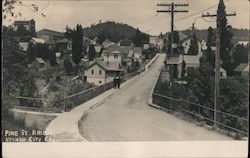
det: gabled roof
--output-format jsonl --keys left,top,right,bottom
{"left": 35, "top": 58, "right": 46, "bottom": 64}
{"left": 86, "top": 61, "right": 123, "bottom": 71}
{"left": 234, "top": 63, "right": 248, "bottom": 72}
{"left": 37, "top": 29, "right": 64, "bottom": 37}
{"left": 31, "top": 37, "right": 46, "bottom": 44}
{"left": 103, "top": 44, "right": 124, "bottom": 54}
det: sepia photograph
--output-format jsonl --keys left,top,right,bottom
{"left": 2, "top": 0, "right": 249, "bottom": 157}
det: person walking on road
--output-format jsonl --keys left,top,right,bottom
{"left": 113, "top": 76, "right": 118, "bottom": 89}
{"left": 117, "top": 76, "right": 121, "bottom": 89}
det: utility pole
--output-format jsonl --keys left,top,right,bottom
{"left": 157, "top": 3, "right": 188, "bottom": 82}
{"left": 202, "top": 0, "right": 236, "bottom": 128}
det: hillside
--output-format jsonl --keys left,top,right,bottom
{"left": 82, "top": 21, "right": 148, "bottom": 43}
{"left": 181, "top": 28, "right": 249, "bottom": 43}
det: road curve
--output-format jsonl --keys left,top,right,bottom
{"left": 79, "top": 54, "right": 232, "bottom": 141}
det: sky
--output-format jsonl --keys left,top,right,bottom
{"left": 3, "top": 0, "right": 250, "bottom": 36}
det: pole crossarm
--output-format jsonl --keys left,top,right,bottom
{"left": 157, "top": 3, "right": 189, "bottom": 7}
{"left": 157, "top": 10, "right": 188, "bottom": 13}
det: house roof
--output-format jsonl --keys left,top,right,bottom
{"left": 37, "top": 29, "right": 64, "bottom": 37}
{"left": 86, "top": 61, "right": 123, "bottom": 71}
{"left": 133, "top": 47, "right": 142, "bottom": 54}
{"left": 183, "top": 55, "right": 200, "bottom": 64}
{"left": 103, "top": 44, "right": 124, "bottom": 54}
{"left": 57, "top": 38, "right": 71, "bottom": 44}
{"left": 120, "top": 39, "right": 132, "bottom": 46}
{"left": 31, "top": 37, "right": 46, "bottom": 44}
{"left": 35, "top": 58, "right": 46, "bottom": 64}
{"left": 234, "top": 63, "right": 248, "bottom": 72}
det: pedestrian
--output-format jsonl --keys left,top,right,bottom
{"left": 113, "top": 76, "right": 117, "bottom": 89}
{"left": 117, "top": 76, "right": 121, "bottom": 89}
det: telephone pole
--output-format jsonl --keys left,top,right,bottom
{"left": 157, "top": 3, "right": 188, "bottom": 82}
{"left": 202, "top": 0, "right": 236, "bottom": 128}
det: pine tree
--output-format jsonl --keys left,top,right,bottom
{"left": 72, "top": 24, "right": 83, "bottom": 66}
{"left": 188, "top": 33, "right": 199, "bottom": 55}
{"left": 218, "top": 0, "right": 234, "bottom": 76}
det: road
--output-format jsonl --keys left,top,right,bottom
{"left": 79, "top": 54, "right": 232, "bottom": 141}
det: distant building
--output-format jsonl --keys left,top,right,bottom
{"left": 237, "top": 41, "right": 249, "bottom": 46}
{"left": 149, "top": 36, "right": 163, "bottom": 48}
{"left": 234, "top": 63, "right": 249, "bottom": 80}
{"left": 102, "top": 39, "right": 112, "bottom": 49}
{"left": 31, "top": 58, "right": 46, "bottom": 71}
{"left": 84, "top": 61, "right": 123, "bottom": 85}
{"left": 13, "top": 19, "right": 36, "bottom": 33}
{"left": 37, "top": 29, "right": 64, "bottom": 49}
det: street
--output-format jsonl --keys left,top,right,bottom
{"left": 79, "top": 53, "right": 232, "bottom": 141}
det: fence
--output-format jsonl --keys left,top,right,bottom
{"left": 14, "top": 54, "right": 158, "bottom": 112}
{"left": 152, "top": 92, "right": 249, "bottom": 137}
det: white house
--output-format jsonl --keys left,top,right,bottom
{"left": 84, "top": 61, "right": 123, "bottom": 85}
{"left": 102, "top": 44, "right": 125, "bottom": 65}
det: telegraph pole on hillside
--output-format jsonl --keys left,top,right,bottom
{"left": 202, "top": 0, "right": 236, "bottom": 128}
{"left": 157, "top": 3, "right": 188, "bottom": 82}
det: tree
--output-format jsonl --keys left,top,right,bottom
{"left": 188, "top": 33, "right": 199, "bottom": 55}
{"left": 232, "top": 44, "right": 248, "bottom": 67}
{"left": 200, "top": 27, "right": 215, "bottom": 69}
{"left": 72, "top": 24, "right": 83, "bottom": 66}
{"left": 64, "top": 58, "right": 73, "bottom": 74}
{"left": 49, "top": 48, "right": 57, "bottom": 66}
{"left": 181, "top": 61, "right": 186, "bottom": 79}
{"left": 218, "top": 0, "right": 234, "bottom": 76}
{"left": 88, "top": 44, "right": 96, "bottom": 61}
{"left": 133, "top": 28, "right": 149, "bottom": 47}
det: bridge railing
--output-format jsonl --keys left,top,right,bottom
{"left": 152, "top": 92, "right": 249, "bottom": 137}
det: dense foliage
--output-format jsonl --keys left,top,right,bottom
{"left": 82, "top": 21, "right": 149, "bottom": 43}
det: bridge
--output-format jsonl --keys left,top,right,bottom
{"left": 45, "top": 54, "right": 232, "bottom": 141}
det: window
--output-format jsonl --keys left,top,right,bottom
{"left": 114, "top": 54, "right": 118, "bottom": 59}
{"left": 99, "top": 81, "right": 102, "bottom": 84}
{"left": 91, "top": 70, "right": 94, "bottom": 74}
{"left": 99, "top": 70, "right": 102, "bottom": 75}
{"left": 107, "top": 54, "right": 109, "bottom": 58}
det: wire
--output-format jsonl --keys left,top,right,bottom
{"left": 175, "top": 0, "right": 231, "bottom": 22}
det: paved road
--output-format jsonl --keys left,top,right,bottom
{"left": 79, "top": 54, "right": 232, "bottom": 141}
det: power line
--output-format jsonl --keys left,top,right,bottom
{"left": 175, "top": 0, "right": 231, "bottom": 22}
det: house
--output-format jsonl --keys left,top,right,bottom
{"left": 237, "top": 41, "right": 249, "bottom": 46}
{"left": 37, "top": 29, "right": 64, "bottom": 49}
{"left": 31, "top": 58, "right": 46, "bottom": 71}
{"left": 13, "top": 19, "right": 36, "bottom": 33}
{"left": 133, "top": 47, "right": 143, "bottom": 62}
{"left": 234, "top": 63, "right": 249, "bottom": 80}
{"left": 102, "top": 39, "right": 112, "bottom": 49}
{"left": 102, "top": 44, "right": 125, "bottom": 65}
{"left": 149, "top": 36, "right": 164, "bottom": 48}
{"left": 119, "top": 39, "right": 133, "bottom": 48}
{"left": 56, "top": 38, "right": 72, "bottom": 54}
{"left": 166, "top": 55, "right": 182, "bottom": 78}
{"left": 84, "top": 61, "right": 123, "bottom": 85}
{"left": 213, "top": 68, "right": 227, "bottom": 79}
{"left": 19, "top": 41, "right": 29, "bottom": 52}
